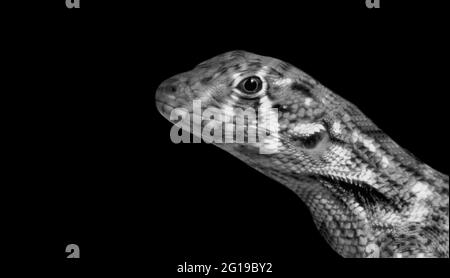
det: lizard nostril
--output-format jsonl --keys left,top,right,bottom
{"left": 156, "top": 79, "right": 178, "bottom": 100}
{"left": 168, "top": 85, "right": 177, "bottom": 92}
{"left": 160, "top": 77, "right": 179, "bottom": 94}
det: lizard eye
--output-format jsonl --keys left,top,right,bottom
{"left": 237, "top": 76, "right": 263, "bottom": 95}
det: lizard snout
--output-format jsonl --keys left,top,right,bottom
{"left": 155, "top": 75, "right": 195, "bottom": 121}
{"left": 155, "top": 77, "right": 182, "bottom": 118}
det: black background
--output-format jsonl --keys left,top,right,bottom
{"left": 7, "top": 0, "right": 448, "bottom": 274}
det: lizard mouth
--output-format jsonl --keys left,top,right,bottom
{"left": 155, "top": 100, "right": 172, "bottom": 118}
{"left": 156, "top": 98, "right": 186, "bottom": 122}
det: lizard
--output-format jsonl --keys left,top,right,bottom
{"left": 155, "top": 50, "right": 449, "bottom": 258}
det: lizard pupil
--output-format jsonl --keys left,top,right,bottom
{"left": 238, "top": 76, "right": 263, "bottom": 94}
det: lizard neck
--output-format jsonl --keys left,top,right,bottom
{"left": 306, "top": 158, "right": 449, "bottom": 257}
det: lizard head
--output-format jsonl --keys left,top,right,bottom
{"left": 155, "top": 50, "right": 371, "bottom": 187}
{"left": 155, "top": 50, "right": 449, "bottom": 258}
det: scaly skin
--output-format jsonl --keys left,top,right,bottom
{"left": 155, "top": 50, "right": 449, "bottom": 258}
